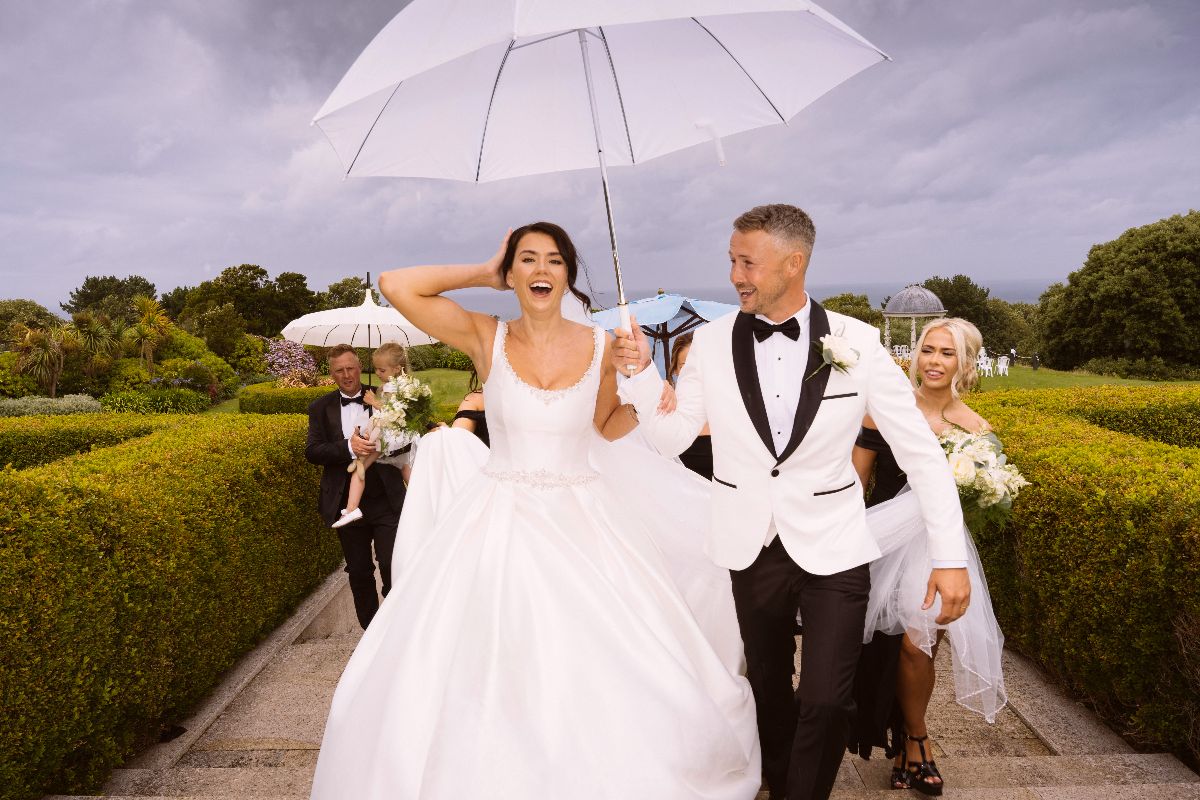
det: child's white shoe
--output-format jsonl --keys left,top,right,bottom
{"left": 332, "top": 508, "right": 363, "bottom": 528}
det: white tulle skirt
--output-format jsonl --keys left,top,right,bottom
{"left": 863, "top": 487, "right": 1008, "bottom": 722}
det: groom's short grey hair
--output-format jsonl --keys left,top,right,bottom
{"left": 734, "top": 204, "right": 816, "bottom": 257}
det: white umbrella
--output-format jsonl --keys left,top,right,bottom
{"left": 313, "top": 0, "right": 888, "bottom": 328}
{"left": 281, "top": 289, "right": 438, "bottom": 348}
{"left": 591, "top": 292, "right": 738, "bottom": 372}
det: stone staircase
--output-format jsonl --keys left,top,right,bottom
{"left": 45, "top": 578, "right": 1200, "bottom": 800}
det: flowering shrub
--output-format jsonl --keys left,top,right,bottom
{"left": 265, "top": 339, "right": 316, "bottom": 378}
{"left": 0, "top": 394, "right": 102, "bottom": 417}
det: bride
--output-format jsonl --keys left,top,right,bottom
{"left": 309, "top": 222, "right": 761, "bottom": 799}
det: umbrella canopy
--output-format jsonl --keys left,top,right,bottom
{"left": 281, "top": 290, "right": 438, "bottom": 348}
{"left": 313, "top": 1, "right": 888, "bottom": 182}
{"left": 591, "top": 292, "right": 737, "bottom": 372}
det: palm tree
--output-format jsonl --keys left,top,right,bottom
{"left": 72, "top": 311, "right": 122, "bottom": 379}
{"left": 126, "top": 296, "right": 171, "bottom": 372}
{"left": 14, "top": 324, "right": 72, "bottom": 397}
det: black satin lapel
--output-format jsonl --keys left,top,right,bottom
{"left": 777, "top": 301, "right": 832, "bottom": 465}
{"left": 732, "top": 312, "right": 777, "bottom": 458}
{"left": 324, "top": 392, "right": 342, "bottom": 438}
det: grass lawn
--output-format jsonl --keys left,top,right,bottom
{"left": 414, "top": 368, "right": 472, "bottom": 421}
{"left": 977, "top": 364, "right": 1164, "bottom": 391}
{"left": 204, "top": 397, "right": 240, "bottom": 413}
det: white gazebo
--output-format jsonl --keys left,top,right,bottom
{"left": 883, "top": 285, "right": 946, "bottom": 351}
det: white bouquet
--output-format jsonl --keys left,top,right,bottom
{"left": 938, "top": 427, "right": 1030, "bottom": 529}
{"left": 373, "top": 373, "right": 435, "bottom": 450}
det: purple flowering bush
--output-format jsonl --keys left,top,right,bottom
{"left": 265, "top": 339, "right": 317, "bottom": 382}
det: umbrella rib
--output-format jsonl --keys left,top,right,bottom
{"left": 689, "top": 18, "right": 786, "bottom": 125}
{"left": 597, "top": 26, "right": 636, "bottom": 165}
{"left": 346, "top": 81, "right": 405, "bottom": 177}
{"left": 476, "top": 39, "right": 517, "bottom": 183}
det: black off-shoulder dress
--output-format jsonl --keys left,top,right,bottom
{"left": 452, "top": 409, "right": 489, "bottom": 448}
{"left": 847, "top": 426, "right": 907, "bottom": 760}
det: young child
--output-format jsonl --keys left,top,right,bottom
{"left": 332, "top": 343, "right": 415, "bottom": 529}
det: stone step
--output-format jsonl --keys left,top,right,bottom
{"left": 822, "top": 785, "right": 1200, "bottom": 799}
{"left": 848, "top": 752, "right": 1197, "bottom": 790}
{"left": 101, "top": 766, "right": 311, "bottom": 796}
{"left": 45, "top": 752, "right": 1197, "bottom": 797}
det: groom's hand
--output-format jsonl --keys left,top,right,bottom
{"left": 350, "top": 430, "right": 375, "bottom": 457}
{"left": 612, "top": 313, "right": 652, "bottom": 377}
{"left": 924, "top": 567, "right": 971, "bottom": 624}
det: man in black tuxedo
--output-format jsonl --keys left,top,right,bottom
{"left": 305, "top": 344, "right": 407, "bottom": 629}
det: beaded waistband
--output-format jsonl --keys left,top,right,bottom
{"left": 482, "top": 467, "right": 598, "bottom": 489}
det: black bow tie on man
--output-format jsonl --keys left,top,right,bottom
{"left": 341, "top": 394, "right": 365, "bottom": 406}
{"left": 751, "top": 316, "right": 801, "bottom": 342}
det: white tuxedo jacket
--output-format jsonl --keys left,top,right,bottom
{"left": 623, "top": 303, "right": 966, "bottom": 574}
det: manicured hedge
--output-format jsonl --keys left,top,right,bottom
{"left": 100, "top": 387, "right": 210, "bottom": 414}
{"left": 967, "top": 385, "right": 1200, "bottom": 765}
{"left": 0, "top": 413, "right": 180, "bottom": 470}
{"left": 239, "top": 382, "right": 331, "bottom": 414}
{"left": 0, "top": 414, "right": 342, "bottom": 799}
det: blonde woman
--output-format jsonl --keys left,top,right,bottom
{"left": 850, "top": 318, "right": 1006, "bottom": 796}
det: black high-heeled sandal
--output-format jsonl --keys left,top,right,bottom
{"left": 905, "top": 734, "right": 944, "bottom": 796}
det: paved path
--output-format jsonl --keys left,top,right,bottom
{"left": 48, "top": 577, "right": 1200, "bottom": 800}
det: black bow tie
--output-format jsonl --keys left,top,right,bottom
{"left": 340, "top": 394, "right": 364, "bottom": 406}
{"left": 752, "top": 316, "right": 801, "bottom": 342}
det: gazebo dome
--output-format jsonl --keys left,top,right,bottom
{"left": 884, "top": 285, "right": 946, "bottom": 317}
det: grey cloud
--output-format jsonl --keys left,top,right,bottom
{"left": 1, "top": 0, "right": 1197, "bottom": 312}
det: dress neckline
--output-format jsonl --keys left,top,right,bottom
{"left": 497, "top": 320, "right": 600, "bottom": 402}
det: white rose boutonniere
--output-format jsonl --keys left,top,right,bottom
{"left": 813, "top": 333, "right": 859, "bottom": 377}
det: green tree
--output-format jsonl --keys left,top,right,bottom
{"left": 160, "top": 285, "right": 192, "bottom": 321}
{"left": 820, "top": 292, "right": 883, "bottom": 328}
{"left": 977, "top": 298, "right": 1032, "bottom": 355}
{"left": 70, "top": 311, "right": 124, "bottom": 380}
{"left": 191, "top": 302, "right": 248, "bottom": 360}
{"left": 265, "top": 272, "right": 318, "bottom": 334}
{"left": 62, "top": 275, "right": 156, "bottom": 323}
{"left": 921, "top": 275, "right": 992, "bottom": 331}
{"left": 1038, "top": 211, "right": 1200, "bottom": 370}
{"left": 13, "top": 324, "right": 75, "bottom": 397}
{"left": 318, "top": 277, "right": 377, "bottom": 310}
{"left": 124, "top": 296, "right": 171, "bottom": 372}
{"left": 0, "top": 299, "right": 61, "bottom": 345}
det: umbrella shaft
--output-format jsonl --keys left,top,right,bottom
{"left": 577, "top": 29, "right": 626, "bottom": 308}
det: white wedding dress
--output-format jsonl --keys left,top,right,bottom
{"left": 310, "top": 321, "right": 761, "bottom": 800}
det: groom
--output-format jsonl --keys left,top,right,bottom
{"left": 305, "top": 344, "right": 407, "bottom": 629}
{"left": 614, "top": 204, "right": 970, "bottom": 800}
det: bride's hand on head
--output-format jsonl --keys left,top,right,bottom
{"left": 485, "top": 230, "right": 513, "bottom": 292}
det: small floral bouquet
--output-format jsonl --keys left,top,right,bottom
{"left": 938, "top": 427, "right": 1030, "bottom": 529}
{"left": 373, "top": 372, "right": 435, "bottom": 450}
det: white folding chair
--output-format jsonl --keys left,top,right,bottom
{"left": 997, "top": 356, "right": 1009, "bottom": 376}
{"left": 977, "top": 357, "right": 993, "bottom": 377}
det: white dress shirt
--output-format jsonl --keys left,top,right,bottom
{"left": 753, "top": 300, "right": 810, "bottom": 545}
{"left": 755, "top": 301, "right": 811, "bottom": 456}
{"left": 340, "top": 392, "right": 371, "bottom": 459}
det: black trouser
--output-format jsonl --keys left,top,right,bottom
{"left": 731, "top": 537, "right": 870, "bottom": 800}
{"left": 335, "top": 504, "right": 399, "bottom": 629}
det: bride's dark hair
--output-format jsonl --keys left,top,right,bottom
{"left": 500, "top": 221, "right": 592, "bottom": 310}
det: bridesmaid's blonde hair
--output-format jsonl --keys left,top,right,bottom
{"left": 909, "top": 317, "right": 983, "bottom": 398}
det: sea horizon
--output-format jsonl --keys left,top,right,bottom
{"left": 441, "top": 278, "right": 1053, "bottom": 319}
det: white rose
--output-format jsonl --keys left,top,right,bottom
{"left": 947, "top": 452, "right": 976, "bottom": 486}
{"left": 820, "top": 335, "right": 859, "bottom": 369}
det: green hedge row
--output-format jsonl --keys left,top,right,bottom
{"left": 239, "top": 382, "right": 330, "bottom": 414}
{"left": 99, "top": 388, "right": 210, "bottom": 414}
{"left": 0, "top": 414, "right": 342, "bottom": 799}
{"left": 0, "top": 413, "right": 180, "bottom": 470}
{"left": 967, "top": 385, "right": 1200, "bottom": 766}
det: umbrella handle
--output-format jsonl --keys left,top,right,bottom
{"left": 618, "top": 302, "right": 638, "bottom": 376}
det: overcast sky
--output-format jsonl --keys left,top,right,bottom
{"left": 2, "top": 0, "right": 1197, "bottom": 315}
